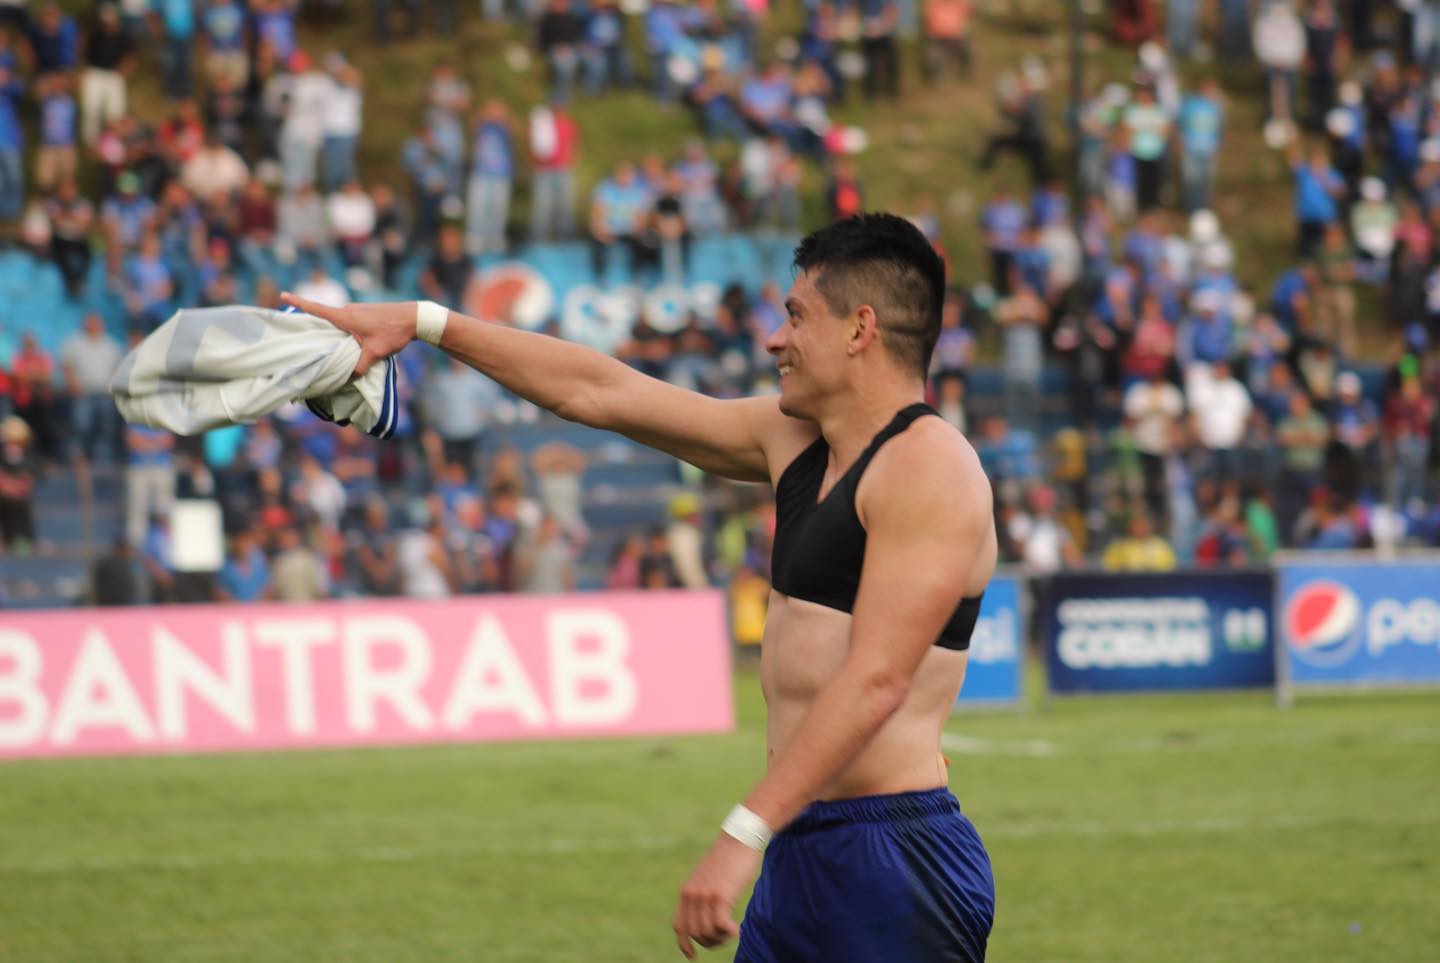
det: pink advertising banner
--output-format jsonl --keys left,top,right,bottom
{"left": 0, "top": 591, "right": 734, "bottom": 759}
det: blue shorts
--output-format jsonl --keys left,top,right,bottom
{"left": 736, "top": 788, "right": 995, "bottom": 962}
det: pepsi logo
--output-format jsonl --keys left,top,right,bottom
{"left": 463, "top": 263, "right": 556, "bottom": 331}
{"left": 1285, "top": 580, "right": 1363, "bottom": 667}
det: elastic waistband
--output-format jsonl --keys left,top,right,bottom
{"left": 781, "top": 788, "right": 960, "bottom": 836}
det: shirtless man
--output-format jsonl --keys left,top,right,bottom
{"left": 282, "top": 213, "right": 998, "bottom": 962}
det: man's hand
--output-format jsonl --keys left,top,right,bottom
{"left": 672, "top": 834, "right": 759, "bottom": 959}
{"left": 279, "top": 294, "right": 421, "bottom": 377}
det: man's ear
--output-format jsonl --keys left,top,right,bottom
{"left": 848, "top": 305, "right": 880, "bottom": 355}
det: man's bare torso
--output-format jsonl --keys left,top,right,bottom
{"left": 757, "top": 417, "right": 994, "bottom": 801}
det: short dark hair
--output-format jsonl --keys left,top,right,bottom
{"left": 792, "top": 213, "right": 946, "bottom": 379}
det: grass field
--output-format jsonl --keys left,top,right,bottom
{"left": 1, "top": 665, "right": 1437, "bottom": 962}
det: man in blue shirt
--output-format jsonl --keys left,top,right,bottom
{"left": 0, "top": 44, "right": 23, "bottom": 221}
{"left": 589, "top": 160, "right": 656, "bottom": 283}
{"left": 1289, "top": 144, "right": 1345, "bottom": 257}
{"left": 27, "top": 2, "right": 79, "bottom": 76}
{"left": 981, "top": 188, "right": 1026, "bottom": 296}
{"left": 216, "top": 530, "right": 271, "bottom": 601}
{"left": 465, "top": 99, "right": 514, "bottom": 256}
{"left": 1178, "top": 78, "right": 1224, "bottom": 212}
{"left": 153, "top": 0, "right": 197, "bottom": 99}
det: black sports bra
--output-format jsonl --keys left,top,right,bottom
{"left": 770, "top": 402, "right": 983, "bottom": 651}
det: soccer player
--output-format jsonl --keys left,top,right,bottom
{"left": 281, "top": 213, "right": 997, "bottom": 961}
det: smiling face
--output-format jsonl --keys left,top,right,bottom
{"left": 766, "top": 269, "right": 853, "bottom": 420}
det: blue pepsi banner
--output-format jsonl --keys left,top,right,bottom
{"left": 1277, "top": 555, "right": 1440, "bottom": 698}
{"left": 1043, "top": 572, "right": 1275, "bottom": 694}
{"left": 956, "top": 575, "right": 1024, "bottom": 707}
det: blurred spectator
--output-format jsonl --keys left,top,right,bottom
{"left": 981, "top": 185, "right": 1026, "bottom": 296}
{"left": 10, "top": 334, "right": 58, "bottom": 461}
{"left": 1288, "top": 141, "right": 1344, "bottom": 258}
{"left": 466, "top": 99, "right": 514, "bottom": 256}
{"left": 1302, "top": 0, "right": 1346, "bottom": 131}
{"left": 531, "top": 441, "right": 588, "bottom": 543}
{"left": 123, "top": 231, "right": 176, "bottom": 330}
{"left": 1007, "top": 484, "right": 1081, "bottom": 573}
{"left": 421, "top": 222, "right": 472, "bottom": 308}
{"left": 47, "top": 178, "right": 95, "bottom": 298}
{"left": 1178, "top": 78, "right": 1224, "bottom": 212}
{"left": 280, "top": 49, "right": 332, "bottom": 192}
{"left": 398, "top": 499, "right": 454, "bottom": 598}
{"left": 996, "top": 282, "right": 1046, "bottom": 432}
{"left": 529, "top": 99, "right": 579, "bottom": 241}
{"left": 606, "top": 532, "right": 645, "bottom": 589}
{"left": 0, "top": 415, "right": 37, "bottom": 552}
{"left": 976, "top": 414, "right": 1040, "bottom": 486}
{"left": 1384, "top": 373, "right": 1436, "bottom": 510}
{"left": 320, "top": 54, "right": 363, "bottom": 193}
{"left": 60, "top": 314, "right": 123, "bottom": 466}
{"left": 590, "top": 160, "right": 654, "bottom": 282}
{"left": 861, "top": 0, "right": 900, "bottom": 101}
{"left": 270, "top": 526, "right": 329, "bottom": 602}
{"left": 295, "top": 454, "right": 345, "bottom": 530}
{"left": 538, "top": 0, "right": 585, "bottom": 103}
{"left": 1187, "top": 361, "right": 1252, "bottom": 484}
{"left": 1122, "top": 84, "right": 1170, "bottom": 212}
{"left": 421, "top": 357, "right": 500, "bottom": 475}
{"left": 200, "top": 0, "right": 247, "bottom": 89}
{"left": 348, "top": 495, "right": 401, "bottom": 596}
{"left": 978, "top": 67, "right": 1049, "bottom": 185}
{"left": 667, "top": 491, "right": 708, "bottom": 589}
{"left": 215, "top": 529, "right": 270, "bottom": 602}
{"left": 140, "top": 512, "right": 175, "bottom": 603}
{"left": 293, "top": 261, "right": 349, "bottom": 307}
{"left": 583, "top": 0, "right": 632, "bottom": 94}
{"left": 922, "top": 0, "right": 972, "bottom": 84}
{"left": 0, "top": 35, "right": 23, "bottom": 222}
{"left": 328, "top": 178, "right": 376, "bottom": 268}
{"left": 91, "top": 535, "right": 141, "bottom": 605}
{"left": 181, "top": 129, "right": 248, "bottom": 199}
{"left": 81, "top": 4, "right": 133, "bottom": 146}
{"left": 34, "top": 73, "right": 79, "bottom": 193}
{"left": 277, "top": 182, "right": 329, "bottom": 271}
{"left": 640, "top": 525, "right": 680, "bottom": 587}
{"left": 153, "top": 0, "right": 197, "bottom": 99}
{"left": 1254, "top": 0, "right": 1305, "bottom": 124}
{"left": 124, "top": 423, "right": 175, "bottom": 547}
{"left": 1275, "top": 389, "right": 1329, "bottom": 530}
{"left": 514, "top": 514, "right": 575, "bottom": 592}
{"left": 1102, "top": 510, "right": 1177, "bottom": 571}
{"left": 1123, "top": 369, "right": 1184, "bottom": 518}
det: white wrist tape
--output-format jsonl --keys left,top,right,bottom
{"left": 416, "top": 300, "right": 449, "bottom": 346}
{"left": 721, "top": 804, "right": 774, "bottom": 852}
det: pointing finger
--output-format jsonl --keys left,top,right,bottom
{"left": 281, "top": 293, "right": 346, "bottom": 327}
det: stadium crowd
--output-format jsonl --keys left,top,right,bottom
{"left": 0, "top": 0, "right": 1437, "bottom": 613}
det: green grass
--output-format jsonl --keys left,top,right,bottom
{"left": 1, "top": 667, "right": 1437, "bottom": 961}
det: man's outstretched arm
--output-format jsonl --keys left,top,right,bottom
{"left": 280, "top": 295, "right": 809, "bottom": 483}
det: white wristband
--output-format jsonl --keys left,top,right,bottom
{"left": 416, "top": 300, "right": 449, "bottom": 346}
{"left": 721, "top": 804, "right": 774, "bottom": 852}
